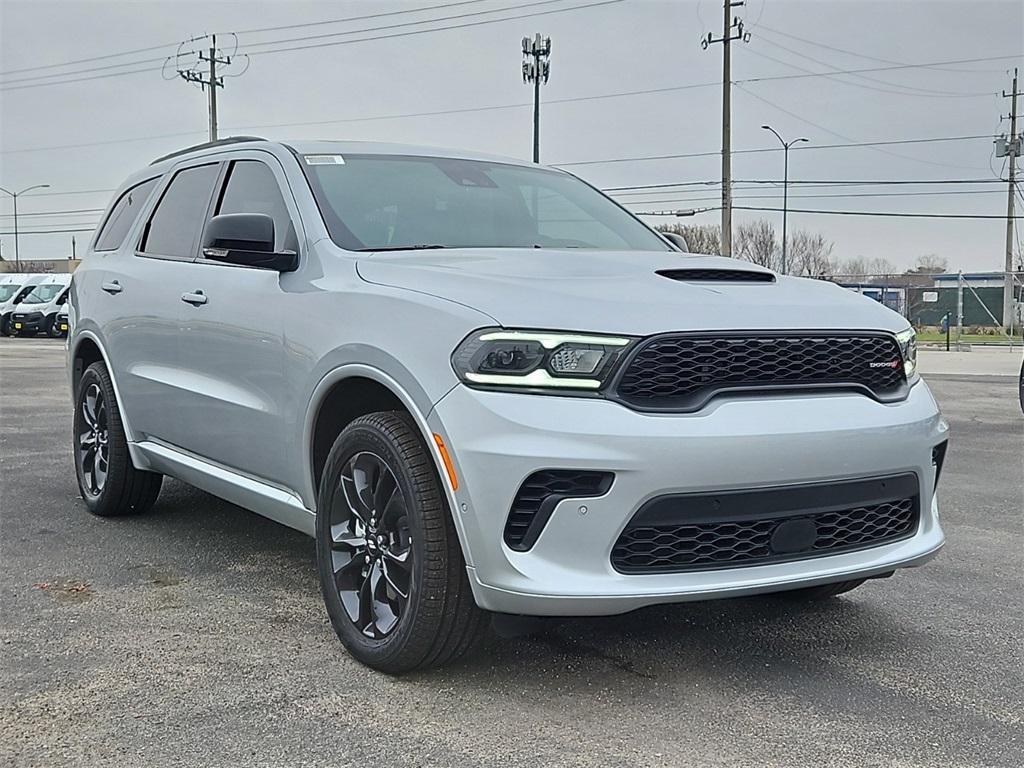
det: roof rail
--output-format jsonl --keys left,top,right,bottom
{"left": 149, "top": 136, "right": 268, "bottom": 166}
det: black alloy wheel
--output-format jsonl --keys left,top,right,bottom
{"left": 78, "top": 382, "right": 110, "bottom": 496}
{"left": 329, "top": 451, "right": 413, "bottom": 638}
{"left": 316, "top": 412, "right": 486, "bottom": 673}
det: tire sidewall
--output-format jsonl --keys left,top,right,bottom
{"left": 316, "top": 418, "right": 431, "bottom": 668}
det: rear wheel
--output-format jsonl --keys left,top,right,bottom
{"left": 316, "top": 412, "right": 485, "bottom": 673}
{"left": 73, "top": 362, "right": 162, "bottom": 517}
{"left": 774, "top": 578, "right": 867, "bottom": 601}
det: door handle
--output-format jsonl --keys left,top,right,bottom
{"left": 180, "top": 290, "right": 208, "bottom": 306}
{"left": 101, "top": 280, "right": 123, "bottom": 295}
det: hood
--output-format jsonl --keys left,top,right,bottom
{"left": 356, "top": 249, "right": 908, "bottom": 336}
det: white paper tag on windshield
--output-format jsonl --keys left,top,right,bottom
{"left": 304, "top": 154, "right": 345, "bottom": 165}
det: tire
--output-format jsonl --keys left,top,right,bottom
{"left": 1018, "top": 360, "right": 1023, "bottom": 414}
{"left": 47, "top": 316, "right": 63, "bottom": 338}
{"left": 316, "top": 411, "right": 486, "bottom": 673}
{"left": 774, "top": 578, "right": 867, "bottom": 601}
{"left": 73, "top": 361, "right": 163, "bottom": 517}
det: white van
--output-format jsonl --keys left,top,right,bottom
{"left": 0, "top": 274, "right": 47, "bottom": 335}
{"left": 9, "top": 273, "right": 72, "bottom": 337}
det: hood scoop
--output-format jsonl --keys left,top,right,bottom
{"left": 656, "top": 268, "right": 775, "bottom": 283}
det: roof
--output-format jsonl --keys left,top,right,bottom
{"left": 148, "top": 136, "right": 534, "bottom": 171}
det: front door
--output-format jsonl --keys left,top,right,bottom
{"left": 168, "top": 155, "right": 301, "bottom": 489}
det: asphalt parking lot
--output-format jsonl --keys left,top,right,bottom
{"left": 1, "top": 339, "right": 1021, "bottom": 768}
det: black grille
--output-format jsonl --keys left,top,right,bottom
{"left": 611, "top": 475, "right": 920, "bottom": 574}
{"left": 505, "top": 470, "right": 613, "bottom": 551}
{"left": 656, "top": 268, "right": 775, "bottom": 283}
{"left": 614, "top": 333, "right": 906, "bottom": 411}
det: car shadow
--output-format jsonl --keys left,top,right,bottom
{"left": 128, "top": 478, "right": 926, "bottom": 694}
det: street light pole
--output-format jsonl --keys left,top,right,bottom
{"left": 0, "top": 183, "right": 51, "bottom": 270}
{"left": 761, "top": 126, "right": 807, "bottom": 274}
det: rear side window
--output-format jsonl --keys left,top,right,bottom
{"left": 214, "top": 160, "right": 295, "bottom": 251}
{"left": 95, "top": 177, "right": 159, "bottom": 251}
{"left": 141, "top": 163, "right": 220, "bottom": 258}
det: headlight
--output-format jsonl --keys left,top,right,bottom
{"left": 452, "top": 329, "right": 635, "bottom": 391}
{"left": 895, "top": 327, "right": 917, "bottom": 379}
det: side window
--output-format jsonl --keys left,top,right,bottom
{"left": 95, "top": 177, "right": 159, "bottom": 251}
{"left": 141, "top": 164, "right": 220, "bottom": 259}
{"left": 214, "top": 160, "right": 296, "bottom": 252}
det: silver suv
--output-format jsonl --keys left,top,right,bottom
{"left": 69, "top": 137, "right": 948, "bottom": 673}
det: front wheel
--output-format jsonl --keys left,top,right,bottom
{"left": 47, "top": 316, "right": 64, "bottom": 338}
{"left": 316, "top": 412, "right": 485, "bottom": 673}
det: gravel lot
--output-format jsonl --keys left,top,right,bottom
{"left": 1, "top": 339, "right": 1021, "bottom": 768}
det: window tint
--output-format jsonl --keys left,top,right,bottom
{"left": 215, "top": 160, "right": 295, "bottom": 251}
{"left": 95, "top": 177, "right": 159, "bottom": 251}
{"left": 142, "top": 164, "right": 220, "bottom": 258}
{"left": 303, "top": 155, "right": 670, "bottom": 252}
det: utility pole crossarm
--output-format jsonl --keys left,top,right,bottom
{"left": 174, "top": 33, "right": 234, "bottom": 143}
{"left": 701, "top": 0, "right": 750, "bottom": 257}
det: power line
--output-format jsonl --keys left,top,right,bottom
{"left": 0, "top": 42, "right": 178, "bottom": 77}
{"left": 604, "top": 178, "right": 1008, "bottom": 191}
{"left": 236, "top": 0, "right": 622, "bottom": 58}
{"left": 1, "top": 80, "right": 721, "bottom": 154}
{"left": 612, "top": 189, "right": 1011, "bottom": 204}
{"left": 232, "top": 0, "right": 494, "bottom": 35}
{"left": 735, "top": 54, "right": 1023, "bottom": 86}
{"left": 0, "top": 0, "right": 622, "bottom": 92}
{"left": 731, "top": 205, "right": 1019, "bottom": 219}
{"left": 557, "top": 134, "right": 995, "bottom": 166}
{"left": 238, "top": 0, "right": 570, "bottom": 53}
{"left": 0, "top": 55, "right": 171, "bottom": 87}
{"left": 749, "top": 38, "right": 994, "bottom": 98}
{"left": 0, "top": 208, "right": 104, "bottom": 218}
{"left": 734, "top": 82, "right": 994, "bottom": 173}
{"left": 0, "top": 0, "right": 492, "bottom": 77}
{"left": 0, "top": 66, "right": 160, "bottom": 93}
{"left": 755, "top": 24, "right": 1011, "bottom": 74}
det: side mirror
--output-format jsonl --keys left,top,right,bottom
{"left": 202, "top": 213, "right": 298, "bottom": 272}
{"left": 662, "top": 232, "right": 690, "bottom": 252}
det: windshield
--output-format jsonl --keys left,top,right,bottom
{"left": 0, "top": 284, "right": 22, "bottom": 303}
{"left": 302, "top": 154, "right": 670, "bottom": 252}
{"left": 22, "top": 284, "right": 64, "bottom": 304}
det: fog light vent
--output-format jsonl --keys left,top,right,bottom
{"left": 504, "top": 470, "right": 613, "bottom": 551}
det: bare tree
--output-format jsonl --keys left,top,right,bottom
{"left": 17, "top": 260, "right": 57, "bottom": 274}
{"left": 909, "top": 253, "right": 948, "bottom": 274}
{"left": 838, "top": 256, "right": 896, "bottom": 281}
{"left": 787, "top": 230, "right": 836, "bottom": 277}
{"left": 734, "top": 219, "right": 780, "bottom": 270}
{"left": 657, "top": 223, "right": 721, "bottom": 255}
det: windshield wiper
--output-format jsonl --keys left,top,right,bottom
{"left": 360, "top": 244, "right": 448, "bottom": 252}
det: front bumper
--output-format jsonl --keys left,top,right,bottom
{"left": 429, "top": 381, "right": 947, "bottom": 616}
{"left": 10, "top": 311, "right": 45, "bottom": 334}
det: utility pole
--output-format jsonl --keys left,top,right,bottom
{"left": 1001, "top": 68, "right": 1021, "bottom": 335}
{"left": 522, "top": 34, "right": 551, "bottom": 163}
{"left": 175, "top": 34, "right": 232, "bottom": 142}
{"left": 702, "top": 1, "right": 749, "bottom": 256}
{"left": 0, "top": 183, "right": 50, "bottom": 271}
{"left": 762, "top": 125, "right": 808, "bottom": 274}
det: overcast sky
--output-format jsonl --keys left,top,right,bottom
{"left": 1, "top": 0, "right": 1021, "bottom": 271}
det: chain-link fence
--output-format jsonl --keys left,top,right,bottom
{"left": 823, "top": 271, "right": 1024, "bottom": 347}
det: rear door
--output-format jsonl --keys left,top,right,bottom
{"left": 166, "top": 154, "right": 300, "bottom": 487}
{"left": 101, "top": 163, "right": 221, "bottom": 446}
